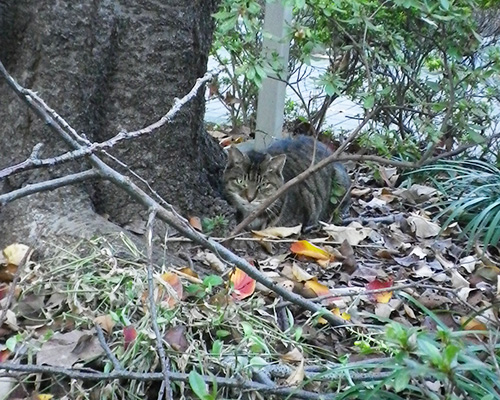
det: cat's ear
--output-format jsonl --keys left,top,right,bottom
{"left": 267, "top": 154, "right": 286, "bottom": 174}
{"left": 227, "top": 147, "right": 248, "bottom": 167}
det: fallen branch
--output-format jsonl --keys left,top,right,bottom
{"left": 0, "top": 362, "right": 338, "bottom": 400}
{"left": 0, "top": 169, "right": 100, "bottom": 206}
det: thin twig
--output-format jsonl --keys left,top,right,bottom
{"left": 95, "top": 324, "right": 123, "bottom": 372}
{"left": 0, "top": 67, "right": 221, "bottom": 181}
{"left": 146, "top": 208, "right": 172, "bottom": 400}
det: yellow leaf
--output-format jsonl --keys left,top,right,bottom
{"left": 304, "top": 280, "right": 331, "bottom": 299}
{"left": 290, "top": 240, "right": 330, "bottom": 260}
{"left": 3, "top": 243, "right": 30, "bottom": 266}
{"left": 460, "top": 316, "right": 487, "bottom": 331}
{"left": 36, "top": 395, "right": 53, "bottom": 400}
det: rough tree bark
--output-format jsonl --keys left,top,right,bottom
{"left": 0, "top": 0, "right": 228, "bottom": 252}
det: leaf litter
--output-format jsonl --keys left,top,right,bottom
{"left": 0, "top": 170, "right": 499, "bottom": 398}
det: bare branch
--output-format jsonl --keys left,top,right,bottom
{"left": 0, "top": 362, "right": 338, "bottom": 400}
{"left": 0, "top": 65, "right": 220, "bottom": 181}
{"left": 0, "top": 169, "right": 100, "bottom": 206}
{"left": 95, "top": 324, "right": 123, "bottom": 372}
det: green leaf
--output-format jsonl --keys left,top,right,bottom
{"left": 5, "top": 336, "right": 17, "bottom": 353}
{"left": 363, "top": 95, "right": 375, "bottom": 109}
{"left": 189, "top": 370, "right": 210, "bottom": 400}
{"left": 393, "top": 369, "right": 411, "bottom": 392}
{"left": 249, "top": 356, "right": 268, "bottom": 368}
{"left": 211, "top": 340, "right": 223, "bottom": 356}
{"left": 203, "top": 275, "right": 223, "bottom": 288}
{"left": 442, "top": 344, "right": 460, "bottom": 370}
{"left": 418, "top": 339, "right": 442, "bottom": 366}
{"left": 440, "top": 0, "right": 450, "bottom": 10}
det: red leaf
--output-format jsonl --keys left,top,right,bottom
{"left": 123, "top": 325, "right": 137, "bottom": 350}
{"left": 366, "top": 278, "right": 394, "bottom": 303}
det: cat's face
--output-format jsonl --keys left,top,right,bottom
{"left": 223, "top": 147, "right": 286, "bottom": 219}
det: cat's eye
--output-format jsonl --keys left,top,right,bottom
{"left": 234, "top": 178, "right": 245, "bottom": 186}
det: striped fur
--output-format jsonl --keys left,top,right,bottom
{"left": 223, "top": 135, "right": 351, "bottom": 230}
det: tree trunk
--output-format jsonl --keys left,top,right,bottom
{"left": 0, "top": 0, "right": 227, "bottom": 253}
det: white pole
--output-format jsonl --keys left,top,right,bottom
{"left": 254, "top": 1, "right": 293, "bottom": 151}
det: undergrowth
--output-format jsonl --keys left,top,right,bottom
{"left": 8, "top": 236, "right": 500, "bottom": 399}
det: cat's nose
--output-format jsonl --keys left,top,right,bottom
{"left": 245, "top": 187, "right": 257, "bottom": 202}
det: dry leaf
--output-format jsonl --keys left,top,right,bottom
{"left": 366, "top": 278, "right": 393, "bottom": 303}
{"left": 123, "top": 325, "right": 137, "bottom": 350}
{"left": 291, "top": 263, "right": 315, "bottom": 282}
{"left": 280, "top": 347, "right": 304, "bottom": 363}
{"left": 252, "top": 225, "right": 302, "bottom": 239}
{"left": 2, "top": 243, "right": 30, "bottom": 266}
{"left": 460, "top": 316, "right": 487, "bottom": 331}
{"left": 304, "top": 280, "right": 331, "bottom": 297}
{"left": 189, "top": 216, "right": 203, "bottom": 231}
{"left": 290, "top": 240, "right": 331, "bottom": 261}
{"left": 286, "top": 358, "right": 305, "bottom": 386}
{"left": 94, "top": 315, "right": 115, "bottom": 334}
{"left": 407, "top": 214, "right": 441, "bottom": 239}
{"left": 37, "top": 330, "right": 103, "bottom": 367}
{"left": 322, "top": 222, "right": 372, "bottom": 245}
{"left": 164, "top": 325, "right": 189, "bottom": 352}
{"left": 158, "top": 272, "right": 184, "bottom": 308}
{"left": 230, "top": 268, "right": 256, "bottom": 300}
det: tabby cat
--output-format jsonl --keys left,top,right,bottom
{"left": 223, "top": 135, "right": 351, "bottom": 230}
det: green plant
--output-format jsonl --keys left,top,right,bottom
{"left": 417, "top": 159, "right": 500, "bottom": 248}
{"left": 189, "top": 370, "right": 218, "bottom": 400}
{"left": 211, "top": 0, "right": 266, "bottom": 130}
{"left": 212, "top": 0, "right": 500, "bottom": 161}
{"left": 186, "top": 275, "right": 224, "bottom": 299}
{"left": 202, "top": 215, "right": 229, "bottom": 236}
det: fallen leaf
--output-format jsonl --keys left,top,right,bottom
{"left": 123, "top": 326, "right": 137, "bottom": 350}
{"left": 460, "top": 317, "right": 487, "bottom": 331}
{"left": 322, "top": 222, "right": 372, "bottom": 245}
{"left": 164, "top": 325, "right": 189, "bottom": 352}
{"left": 230, "top": 268, "right": 256, "bottom": 300}
{"left": 37, "top": 330, "right": 103, "bottom": 367}
{"left": 2, "top": 243, "right": 30, "bottom": 266}
{"left": 290, "top": 240, "right": 331, "bottom": 261}
{"left": 286, "top": 358, "right": 305, "bottom": 386}
{"left": 291, "top": 263, "right": 315, "bottom": 282}
{"left": 252, "top": 225, "right": 302, "bottom": 239}
{"left": 366, "top": 278, "right": 394, "bottom": 303}
{"left": 407, "top": 214, "right": 441, "bottom": 239}
{"left": 0, "top": 349, "right": 10, "bottom": 362}
{"left": 189, "top": 216, "right": 203, "bottom": 231}
{"left": 94, "top": 315, "right": 115, "bottom": 334}
{"left": 159, "top": 272, "right": 184, "bottom": 308}
{"left": 280, "top": 347, "right": 304, "bottom": 363}
{"left": 304, "top": 280, "right": 331, "bottom": 298}
{"left": 178, "top": 267, "right": 199, "bottom": 279}
{"left": 35, "top": 395, "right": 53, "bottom": 400}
